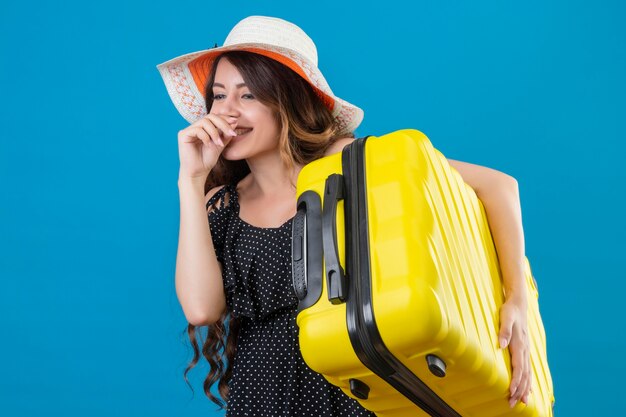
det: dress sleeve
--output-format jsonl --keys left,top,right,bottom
{"left": 206, "top": 185, "right": 233, "bottom": 264}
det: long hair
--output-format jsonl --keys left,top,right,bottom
{"left": 182, "top": 50, "right": 353, "bottom": 409}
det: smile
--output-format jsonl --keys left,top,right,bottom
{"left": 234, "top": 128, "right": 253, "bottom": 136}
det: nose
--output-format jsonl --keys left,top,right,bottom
{"left": 213, "top": 93, "right": 240, "bottom": 123}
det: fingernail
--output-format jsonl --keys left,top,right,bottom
{"left": 229, "top": 129, "right": 237, "bottom": 136}
{"left": 499, "top": 338, "right": 508, "bottom": 349}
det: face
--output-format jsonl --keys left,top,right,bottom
{"left": 209, "top": 58, "right": 281, "bottom": 161}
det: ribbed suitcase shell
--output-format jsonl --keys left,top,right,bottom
{"left": 291, "top": 129, "right": 554, "bottom": 417}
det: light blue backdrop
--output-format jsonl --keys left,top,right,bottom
{"left": 1, "top": 0, "right": 624, "bottom": 416}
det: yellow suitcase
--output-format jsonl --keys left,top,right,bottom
{"left": 291, "top": 129, "right": 554, "bottom": 417}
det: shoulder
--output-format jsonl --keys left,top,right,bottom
{"left": 446, "top": 158, "right": 517, "bottom": 194}
{"left": 323, "top": 137, "right": 356, "bottom": 157}
{"left": 205, "top": 184, "right": 230, "bottom": 214}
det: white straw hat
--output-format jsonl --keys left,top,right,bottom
{"left": 156, "top": 15, "right": 364, "bottom": 135}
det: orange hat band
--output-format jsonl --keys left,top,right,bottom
{"left": 186, "top": 48, "right": 335, "bottom": 112}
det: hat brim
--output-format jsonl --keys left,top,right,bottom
{"left": 156, "top": 44, "right": 363, "bottom": 134}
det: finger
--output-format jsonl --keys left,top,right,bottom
{"left": 217, "top": 133, "right": 236, "bottom": 149}
{"left": 517, "top": 326, "right": 531, "bottom": 404}
{"left": 508, "top": 346, "right": 524, "bottom": 406}
{"left": 521, "top": 351, "right": 532, "bottom": 404}
{"left": 524, "top": 363, "right": 533, "bottom": 404}
{"left": 178, "top": 127, "right": 207, "bottom": 144}
{"left": 522, "top": 388, "right": 530, "bottom": 405}
{"left": 193, "top": 127, "right": 214, "bottom": 148}
{"left": 499, "top": 307, "right": 514, "bottom": 349}
{"left": 522, "top": 383, "right": 531, "bottom": 405}
{"left": 509, "top": 368, "right": 522, "bottom": 407}
{"left": 521, "top": 369, "right": 531, "bottom": 405}
{"left": 205, "top": 113, "right": 237, "bottom": 137}
{"left": 197, "top": 118, "right": 226, "bottom": 147}
{"left": 511, "top": 345, "right": 531, "bottom": 406}
{"left": 515, "top": 352, "right": 529, "bottom": 405}
{"left": 203, "top": 114, "right": 237, "bottom": 145}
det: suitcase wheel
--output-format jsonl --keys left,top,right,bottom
{"left": 426, "top": 354, "right": 447, "bottom": 377}
{"left": 349, "top": 378, "right": 370, "bottom": 400}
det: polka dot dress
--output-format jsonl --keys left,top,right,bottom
{"left": 206, "top": 184, "right": 376, "bottom": 417}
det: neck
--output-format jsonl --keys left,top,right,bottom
{"left": 243, "top": 151, "right": 303, "bottom": 197}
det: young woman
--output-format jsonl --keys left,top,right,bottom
{"left": 158, "top": 15, "right": 531, "bottom": 416}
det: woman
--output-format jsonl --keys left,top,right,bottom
{"left": 158, "top": 15, "right": 531, "bottom": 415}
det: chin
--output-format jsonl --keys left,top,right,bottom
{"left": 221, "top": 146, "right": 248, "bottom": 162}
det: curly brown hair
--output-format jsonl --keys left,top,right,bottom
{"left": 182, "top": 50, "right": 353, "bottom": 409}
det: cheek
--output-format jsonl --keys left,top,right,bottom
{"left": 253, "top": 104, "right": 277, "bottom": 124}
{"left": 264, "top": 112, "right": 280, "bottom": 134}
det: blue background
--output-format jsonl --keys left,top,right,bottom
{"left": 1, "top": 0, "right": 624, "bottom": 415}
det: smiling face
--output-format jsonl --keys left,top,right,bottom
{"left": 209, "top": 58, "right": 281, "bottom": 162}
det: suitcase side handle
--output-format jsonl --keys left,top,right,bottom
{"left": 292, "top": 209, "right": 308, "bottom": 300}
{"left": 292, "top": 191, "right": 324, "bottom": 313}
{"left": 322, "top": 174, "right": 348, "bottom": 304}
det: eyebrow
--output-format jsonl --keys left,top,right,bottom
{"left": 212, "top": 82, "right": 247, "bottom": 89}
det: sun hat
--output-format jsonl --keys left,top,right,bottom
{"left": 156, "top": 15, "right": 363, "bottom": 135}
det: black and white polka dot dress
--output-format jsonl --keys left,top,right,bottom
{"left": 206, "top": 184, "right": 376, "bottom": 417}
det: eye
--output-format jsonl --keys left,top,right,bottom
{"left": 212, "top": 93, "right": 225, "bottom": 100}
{"left": 242, "top": 93, "right": 255, "bottom": 100}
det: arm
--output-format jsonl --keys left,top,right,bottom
{"left": 175, "top": 177, "right": 227, "bottom": 326}
{"left": 333, "top": 144, "right": 528, "bottom": 301}
{"left": 447, "top": 159, "right": 527, "bottom": 302}
{"left": 447, "top": 158, "right": 531, "bottom": 408}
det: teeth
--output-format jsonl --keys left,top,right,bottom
{"left": 235, "top": 128, "right": 252, "bottom": 135}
